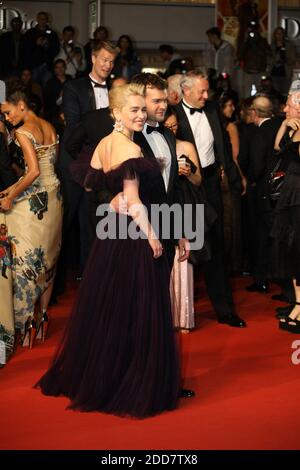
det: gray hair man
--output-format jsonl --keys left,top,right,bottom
{"left": 173, "top": 70, "right": 246, "bottom": 328}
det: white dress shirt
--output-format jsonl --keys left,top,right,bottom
{"left": 89, "top": 74, "right": 109, "bottom": 109}
{"left": 142, "top": 124, "right": 172, "bottom": 191}
{"left": 182, "top": 100, "right": 215, "bottom": 168}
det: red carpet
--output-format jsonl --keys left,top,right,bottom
{"left": 1, "top": 275, "right": 300, "bottom": 450}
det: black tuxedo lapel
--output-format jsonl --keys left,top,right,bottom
{"left": 174, "top": 103, "right": 196, "bottom": 148}
{"left": 163, "top": 127, "right": 178, "bottom": 195}
{"left": 134, "top": 131, "right": 156, "bottom": 162}
{"left": 175, "top": 103, "right": 202, "bottom": 170}
{"left": 85, "top": 78, "right": 96, "bottom": 110}
{"left": 203, "top": 102, "right": 225, "bottom": 167}
{"left": 134, "top": 131, "right": 166, "bottom": 197}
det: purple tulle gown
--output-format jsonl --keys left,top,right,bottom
{"left": 35, "top": 158, "right": 180, "bottom": 418}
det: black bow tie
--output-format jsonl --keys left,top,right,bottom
{"left": 90, "top": 78, "right": 107, "bottom": 89}
{"left": 146, "top": 124, "right": 164, "bottom": 135}
{"left": 182, "top": 101, "right": 203, "bottom": 115}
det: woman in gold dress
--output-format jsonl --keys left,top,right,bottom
{"left": 0, "top": 81, "right": 62, "bottom": 364}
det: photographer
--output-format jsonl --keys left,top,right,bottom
{"left": 238, "top": 20, "right": 273, "bottom": 98}
{"left": 23, "top": 11, "right": 60, "bottom": 87}
{"left": 270, "top": 27, "right": 297, "bottom": 96}
{"left": 55, "top": 26, "right": 86, "bottom": 79}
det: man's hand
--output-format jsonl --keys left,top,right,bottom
{"left": 109, "top": 192, "right": 128, "bottom": 214}
{"left": 178, "top": 238, "right": 190, "bottom": 262}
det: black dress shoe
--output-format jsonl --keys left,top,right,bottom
{"left": 180, "top": 388, "right": 195, "bottom": 398}
{"left": 275, "top": 304, "right": 294, "bottom": 319}
{"left": 246, "top": 283, "right": 269, "bottom": 294}
{"left": 218, "top": 314, "right": 247, "bottom": 328}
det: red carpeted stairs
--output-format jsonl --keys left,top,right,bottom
{"left": 1, "top": 275, "right": 300, "bottom": 450}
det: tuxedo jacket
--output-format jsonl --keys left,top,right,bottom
{"left": 134, "top": 128, "right": 181, "bottom": 207}
{"left": 241, "top": 117, "right": 282, "bottom": 211}
{"left": 174, "top": 101, "right": 242, "bottom": 192}
{"left": 134, "top": 128, "right": 183, "bottom": 260}
{"left": 65, "top": 108, "right": 114, "bottom": 159}
{"left": 238, "top": 118, "right": 282, "bottom": 186}
{"left": 62, "top": 77, "right": 97, "bottom": 142}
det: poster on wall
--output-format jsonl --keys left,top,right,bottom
{"left": 0, "top": 1, "right": 71, "bottom": 34}
{"left": 216, "top": 0, "right": 268, "bottom": 50}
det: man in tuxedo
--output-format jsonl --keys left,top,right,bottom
{"left": 131, "top": 73, "right": 189, "bottom": 269}
{"left": 129, "top": 73, "right": 194, "bottom": 398}
{"left": 54, "top": 40, "right": 118, "bottom": 296}
{"left": 65, "top": 108, "right": 114, "bottom": 253}
{"left": 0, "top": 17, "right": 25, "bottom": 78}
{"left": 0, "top": 133, "right": 17, "bottom": 191}
{"left": 174, "top": 71, "right": 246, "bottom": 327}
{"left": 239, "top": 96, "right": 282, "bottom": 294}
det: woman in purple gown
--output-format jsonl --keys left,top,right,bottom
{"left": 35, "top": 83, "right": 180, "bottom": 418}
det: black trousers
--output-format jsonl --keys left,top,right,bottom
{"left": 201, "top": 167, "right": 234, "bottom": 317}
{"left": 53, "top": 147, "right": 89, "bottom": 296}
{"left": 246, "top": 185, "right": 272, "bottom": 285}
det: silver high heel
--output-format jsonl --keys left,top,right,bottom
{"left": 36, "top": 311, "right": 49, "bottom": 342}
{"left": 22, "top": 317, "right": 37, "bottom": 349}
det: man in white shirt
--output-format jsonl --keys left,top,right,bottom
{"left": 132, "top": 72, "right": 195, "bottom": 399}
{"left": 206, "top": 27, "right": 235, "bottom": 78}
{"left": 174, "top": 71, "right": 246, "bottom": 328}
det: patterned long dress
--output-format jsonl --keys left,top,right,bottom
{"left": 0, "top": 130, "right": 62, "bottom": 365}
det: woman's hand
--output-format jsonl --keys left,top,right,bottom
{"left": 109, "top": 193, "right": 128, "bottom": 214}
{"left": 178, "top": 162, "right": 191, "bottom": 177}
{"left": 0, "top": 190, "right": 8, "bottom": 199}
{"left": 286, "top": 118, "right": 300, "bottom": 131}
{"left": 241, "top": 176, "right": 247, "bottom": 196}
{"left": 149, "top": 237, "right": 163, "bottom": 259}
{"left": 0, "top": 194, "right": 13, "bottom": 211}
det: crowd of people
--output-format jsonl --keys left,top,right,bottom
{"left": 1, "top": 11, "right": 300, "bottom": 418}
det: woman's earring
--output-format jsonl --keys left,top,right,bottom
{"left": 113, "top": 119, "right": 124, "bottom": 132}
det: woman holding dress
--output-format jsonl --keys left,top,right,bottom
{"left": 0, "top": 81, "right": 62, "bottom": 363}
{"left": 35, "top": 83, "right": 180, "bottom": 418}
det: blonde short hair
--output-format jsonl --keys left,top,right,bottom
{"left": 109, "top": 83, "right": 145, "bottom": 119}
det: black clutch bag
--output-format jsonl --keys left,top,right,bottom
{"left": 178, "top": 164, "right": 217, "bottom": 265}
{"left": 269, "top": 158, "right": 286, "bottom": 203}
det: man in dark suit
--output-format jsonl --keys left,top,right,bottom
{"left": 130, "top": 73, "right": 194, "bottom": 398}
{"left": 22, "top": 11, "right": 60, "bottom": 87}
{"left": 0, "top": 133, "right": 17, "bottom": 191}
{"left": 0, "top": 17, "right": 25, "bottom": 78}
{"left": 174, "top": 71, "right": 246, "bottom": 327}
{"left": 239, "top": 95, "right": 282, "bottom": 294}
{"left": 65, "top": 108, "right": 114, "bottom": 254}
{"left": 54, "top": 40, "right": 118, "bottom": 296}
{"left": 131, "top": 73, "right": 189, "bottom": 269}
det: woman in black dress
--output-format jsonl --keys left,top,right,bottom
{"left": 35, "top": 83, "right": 180, "bottom": 417}
{"left": 271, "top": 88, "right": 300, "bottom": 333}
